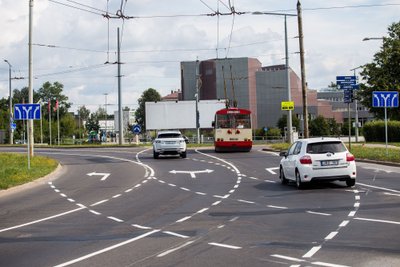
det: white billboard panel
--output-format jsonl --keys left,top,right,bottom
{"left": 145, "top": 100, "right": 225, "bottom": 130}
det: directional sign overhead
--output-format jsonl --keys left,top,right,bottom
{"left": 14, "top": 104, "right": 41, "bottom": 120}
{"left": 336, "top": 76, "right": 357, "bottom": 82}
{"left": 372, "top": 91, "right": 399, "bottom": 108}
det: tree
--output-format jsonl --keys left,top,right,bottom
{"left": 36, "top": 81, "right": 71, "bottom": 119}
{"left": 359, "top": 21, "right": 400, "bottom": 120}
{"left": 135, "top": 88, "right": 161, "bottom": 131}
{"left": 309, "top": 116, "right": 329, "bottom": 136}
{"left": 78, "top": 105, "right": 90, "bottom": 121}
{"left": 326, "top": 118, "right": 341, "bottom": 136}
{"left": 276, "top": 114, "right": 300, "bottom": 135}
{"left": 85, "top": 113, "right": 100, "bottom": 133}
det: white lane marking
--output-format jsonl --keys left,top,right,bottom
{"left": 303, "top": 246, "right": 321, "bottom": 258}
{"left": 87, "top": 172, "right": 110, "bottom": 181}
{"left": 132, "top": 224, "right": 152, "bottom": 230}
{"left": 180, "top": 187, "right": 190, "bottom": 191}
{"left": 248, "top": 176, "right": 259, "bottom": 180}
{"left": 90, "top": 199, "right": 109, "bottom": 206}
{"left": 176, "top": 216, "right": 192, "bottom": 223}
{"left": 229, "top": 189, "right": 235, "bottom": 193}
{"left": 89, "top": 210, "right": 101, "bottom": 215}
{"left": 195, "top": 150, "right": 240, "bottom": 174}
{"left": 234, "top": 184, "right": 239, "bottom": 188}
{"left": 311, "top": 262, "right": 351, "bottom": 267}
{"left": 212, "top": 201, "right": 221, "bottom": 206}
{"left": 60, "top": 193, "right": 67, "bottom": 198}
{"left": 325, "top": 231, "right": 338, "bottom": 240}
{"left": 354, "top": 202, "right": 360, "bottom": 208}
{"left": 339, "top": 220, "right": 349, "bottom": 227}
{"left": 355, "top": 195, "right": 360, "bottom": 200}
{"left": 208, "top": 242, "right": 242, "bottom": 250}
{"left": 112, "top": 194, "right": 122, "bottom": 198}
{"left": 197, "top": 208, "right": 209, "bottom": 214}
{"left": 217, "top": 225, "right": 225, "bottom": 229}
{"left": 354, "top": 217, "right": 400, "bottom": 225}
{"left": 266, "top": 167, "right": 279, "bottom": 174}
{"left": 168, "top": 183, "right": 177, "bottom": 187}
{"left": 157, "top": 241, "right": 195, "bottom": 257}
{"left": 163, "top": 231, "right": 189, "bottom": 239}
{"left": 76, "top": 203, "right": 87, "bottom": 209}
{"left": 107, "top": 216, "right": 124, "bottom": 223}
{"left": 134, "top": 184, "right": 142, "bottom": 188}
{"left": 306, "top": 211, "right": 331, "bottom": 216}
{"left": 55, "top": 229, "right": 159, "bottom": 267}
{"left": 195, "top": 191, "right": 207, "bottom": 196}
{"left": 67, "top": 198, "right": 75, "bottom": 203}
{"left": 0, "top": 207, "right": 85, "bottom": 233}
{"left": 271, "top": 254, "right": 304, "bottom": 262}
{"left": 170, "top": 169, "right": 214, "bottom": 178}
{"left": 348, "top": 211, "right": 356, "bottom": 217}
{"left": 125, "top": 189, "right": 133, "bottom": 193}
{"left": 356, "top": 182, "right": 400, "bottom": 194}
{"left": 268, "top": 205, "right": 288, "bottom": 209}
{"left": 238, "top": 199, "right": 255, "bottom": 204}
{"left": 158, "top": 180, "right": 166, "bottom": 184}
{"left": 230, "top": 216, "right": 239, "bottom": 222}
{"left": 264, "top": 179, "right": 277, "bottom": 183}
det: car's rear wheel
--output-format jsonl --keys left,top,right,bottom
{"left": 279, "top": 167, "right": 288, "bottom": 185}
{"left": 153, "top": 151, "right": 159, "bottom": 159}
{"left": 346, "top": 179, "right": 355, "bottom": 187}
{"left": 295, "top": 171, "right": 303, "bottom": 189}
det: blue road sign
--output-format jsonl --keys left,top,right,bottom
{"left": 343, "top": 89, "right": 353, "bottom": 103}
{"left": 132, "top": 124, "right": 141, "bottom": 134}
{"left": 372, "top": 91, "right": 399, "bottom": 108}
{"left": 11, "top": 123, "right": 16, "bottom": 130}
{"left": 338, "top": 84, "right": 359, "bottom": 90}
{"left": 14, "top": 104, "right": 41, "bottom": 120}
{"left": 336, "top": 76, "right": 357, "bottom": 82}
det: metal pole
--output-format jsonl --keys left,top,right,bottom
{"left": 285, "top": 15, "right": 293, "bottom": 144}
{"left": 384, "top": 106, "right": 388, "bottom": 156}
{"left": 57, "top": 105, "right": 60, "bottom": 145}
{"left": 104, "top": 93, "right": 108, "bottom": 142}
{"left": 348, "top": 103, "right": 351, "bottom": 150}
{"left": 49, "top": 100, "right": 52, "bottom": 145}
{"left": 297, "top": 0, "right": 309, "bottom": 138}
{"left": 28, "top": 0, "right": 34, "bottom": 156}
{"left": 117, "top": 27, "right": 123, "bottom": 145}
{"left": 40, "top": 103, "right": 43, "bottom": 144}
{"left": 195, "top": 60, "right": 200, "bottom": 144}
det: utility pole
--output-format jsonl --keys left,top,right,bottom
{"left": 284, "top": 15, "right": 293, "bottom": 144}
{"left": 104, "top": 93, "right": 108, "bottom": 142}
{"left": 28, "top": 0, "right": 34, "bottom": 157}
{"left": 297, "top": 0, "right": 309, "bottom": 138}
{"left": 117, "top": 27, "right": 124, "bottom": 145}
{"left": 195, "top": 60, "right": 200, "bottom": 144}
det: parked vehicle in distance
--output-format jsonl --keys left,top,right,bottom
{"left": 153, "top": 130, "right": 187, "bottom": 159}
{"left": 279, "top": 137, "right": 356, "bottom": 189}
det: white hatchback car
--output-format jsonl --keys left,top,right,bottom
{"left": 153, "top": 130, "right": 187, "bottom": 159}
{"left": 279, "top": 137, "right": 356, "bottom": 189}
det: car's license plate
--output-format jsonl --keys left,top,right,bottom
{"left": 321, "top": 160, "right": 338, "bottom": 166}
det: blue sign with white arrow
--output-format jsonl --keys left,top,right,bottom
{"left": 14, "top": 104, "right": 41, "bottom": 120}
{"left": 132, "top": 124, "right": 141, "bottom": 134}
{"left": 372, "top": 91, "right": 399, "bottom": 108}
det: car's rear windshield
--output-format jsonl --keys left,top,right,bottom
{"left": 306, "top": 141, "right": 346, "bottom": 154}
{"left": 158, "top": 133, "right": 182, "bottom": 139}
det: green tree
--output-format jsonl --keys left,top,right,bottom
{"left": 276, "top": 114, "right": 300, "bottom": 135}
{"left": 359, "top": 21, "right": 400, "bottom": 120}
{"left": 309, "top": 116, "right": 330, "bottom": 136}
{"left": 36, "top": 81, "right": 71, "bottom": 119}
{"left": 135, "top": 88, "right": 161, "bottom": 131}
{"left": 85, "top": 113, "right": 100, "bottom": 133}
{"left": 327, "top": 118, "right": 341, "bottom": 136}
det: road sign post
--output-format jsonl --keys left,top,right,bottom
{"left": 372, "top": 91, "right": 399, "bottom": 156}
{"left": 14, "top": 103, "right": 41, "bottom": 169}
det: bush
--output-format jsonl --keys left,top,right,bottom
{"left": 363, "top": 120, "right": 400, "bottom": 142}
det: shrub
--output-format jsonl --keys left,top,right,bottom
{"left": 363, "top": 120, "right": 400, "bottom": 142}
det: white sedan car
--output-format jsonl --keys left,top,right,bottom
{"left": 153, "top": 130, "right": 187, "bottom": 159}
{"left": 279, "top": 137, "right": 356, "bottom": 189}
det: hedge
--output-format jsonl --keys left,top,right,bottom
{"left": 363, "top": 120, "right": 400, "bottom": 142}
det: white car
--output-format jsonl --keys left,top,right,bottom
{"left": 279, "top": 137, "right": 356, "bottom": 189}
{"left": 153, "top": 130, "right": 187, "bottom": 159}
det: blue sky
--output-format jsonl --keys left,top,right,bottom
{"left": 1, "top": 0, "right": 399, "bottom": 113}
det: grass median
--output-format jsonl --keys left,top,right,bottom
{"left": 0, "top": 153, "right": 58, "bottom": 190}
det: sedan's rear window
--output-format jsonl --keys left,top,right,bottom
{"left": 306, "top": 141, "right": 346, "bottom": 154}
{"left": 157, "top": 133, "right": 182, "bottom": 139}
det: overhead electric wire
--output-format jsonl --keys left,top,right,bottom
{"left": 48, "top": 0, "right": 104, "bottom": 16}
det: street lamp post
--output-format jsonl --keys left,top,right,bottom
{"left": 252, "top": 11, "right": 297, "bottom": 143}
{"left": 4, "top": 59, "right": 13, "bottom": 145}
{"left": 350, "top": 66, "right": 363, "bottom": 142}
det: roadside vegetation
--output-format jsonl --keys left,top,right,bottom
{"left": 0, "top": 153, "right": 58, "bottom": 190}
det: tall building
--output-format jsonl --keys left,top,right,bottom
{"left": 181, "top": 57, "right": 340, "bottom": 132}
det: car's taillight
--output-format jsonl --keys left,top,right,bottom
{"left": 299, "top": 155, "right": 312, "bottom": 164}
{"left": 346, "top": 153, "right": 355, "bottom": 162}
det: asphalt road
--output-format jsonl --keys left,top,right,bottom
{"left": 0, "top": 146, "right": 399, "bottom": 267}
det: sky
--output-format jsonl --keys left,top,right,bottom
{"left": 1, "top": 0, "right": 399, "bottom": 114}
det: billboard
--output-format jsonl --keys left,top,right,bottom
{"left": 145, "top": 100, "right": 226, "bottom": 130}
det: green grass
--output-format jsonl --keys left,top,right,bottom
{"left": 0, "top": 153, "right": 58, "bottom": 190}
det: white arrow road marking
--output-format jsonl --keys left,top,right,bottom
{"left": 87, "top": 172, "right": 111, "bottom": 181}
{"left": 266, "top": 167, "right": 279, "bottom": 175}
{"left": 169, "top": 169, "right": 214, "bottom": 178}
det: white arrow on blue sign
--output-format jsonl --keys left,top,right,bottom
{"left": 372, "top": 91, "right": 399, "bottom": 108}
{"left": 132, "top": 124, "right": 141, "bottom": 134}
{"left": 14, "top": 104, "right": 41, "bottom": 120}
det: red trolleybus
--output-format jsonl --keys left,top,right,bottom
{"left": 213, "top": 107, "right": 252, "bottom": 152}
